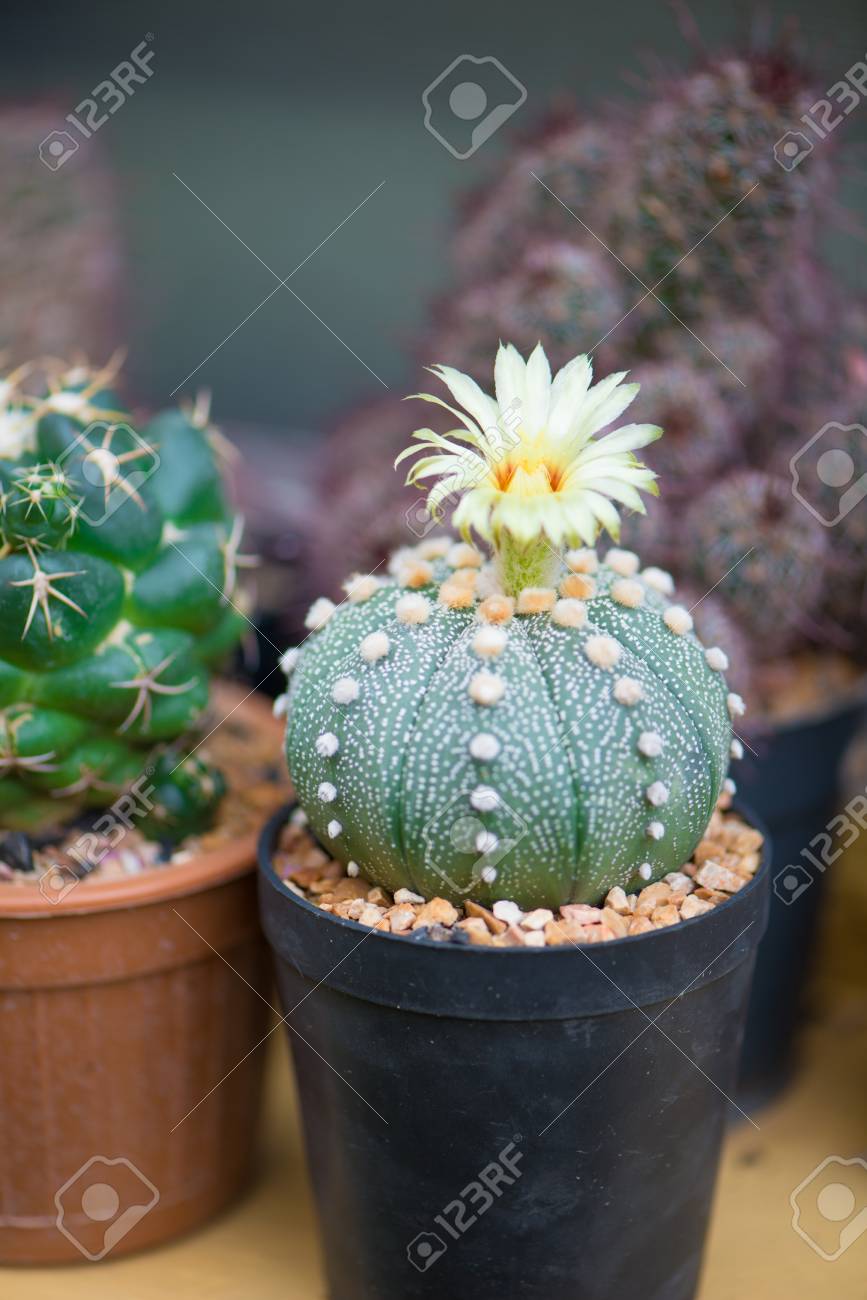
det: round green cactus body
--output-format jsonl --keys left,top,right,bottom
{"left": 284, "top": 342, "right": 743, "bottom": 909}
{"left": 284, "top": 545, "right": 736, "bottom": 909}
{"left": 0, "top": 360, "right": 248, "bottom": 840}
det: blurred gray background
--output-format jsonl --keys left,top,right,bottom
{"left": 2, "top": 0, "right": 866, "bottom": 431}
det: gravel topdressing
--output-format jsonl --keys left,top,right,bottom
{"left": 273, "top": 793, "right": 763, "bottom": 947}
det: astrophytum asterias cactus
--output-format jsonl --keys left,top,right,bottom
{"left": 0, "top": 357, "right": 248, "bottom": 839}
{"left": 282, "top": 344, "right": 741, "bottom": 909}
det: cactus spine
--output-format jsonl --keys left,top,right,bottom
{"left": 0, "top": 358, "right": 248, "bottom": 839}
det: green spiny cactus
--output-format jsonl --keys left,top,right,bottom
{"left": 283, "top": 344, "right": 739, "bottom": 909}
{"left": 0, "top": 360, "right": 248, "bottom": 838}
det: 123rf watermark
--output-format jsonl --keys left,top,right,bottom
{"left": 423, "top": 55, "right": 526, "bottom": 159}
{"left": 406, "top": 1140, "right": 523, "bottom": 1272}
{"left": 39, "top": 773, "right": 156, "bottom": 904}
{"left": 773, "top": 783, "right": 867, "bottom": 906}
{"left": 55, "top": 1156, "right": 159, "bottom": 1261}
{"left": 39, "top": 37, "right": 155, "bottom": 171}
{"left": 774, "top": 56, "right": 867, "bottom": 170}
{"left": 791, "top": 423, "right": 867, "bottom": 527}
{"left": 791, "top": 1156, "right": 867, "bottom": 1262}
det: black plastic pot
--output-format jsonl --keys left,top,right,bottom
{"left": 259, "top": 805, "right": 770, "bottom": 1300}
{"left": 736, "top": 693, "right": 866, "bottom": 1108}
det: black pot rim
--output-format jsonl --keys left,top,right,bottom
{"left": 258, "top": 801, "right": 771, "bottom": 1021}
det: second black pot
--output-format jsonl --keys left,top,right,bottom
{"left": 259, "top": 806, "right": 770, "bottom": 1300}
{"left": 736, "top": 693, "right": 865, "bottom": 1107}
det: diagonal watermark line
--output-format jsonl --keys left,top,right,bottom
{"left": 649, "top": 920, "right": 756, "bottom": 1020}
{"left": 282, "top": 1017, "right": 389, "bottom": 1125}
{"left": 170, "top": 908, "right": 388, "bottom": 1127}
{"left": 538, "top": 1019, "right": 656, "bottom": 1136}
{"left": 654, "top": 298, "right": 744, "bottom": 386}
{"left": 652, "top": 1014, "right": 758, "bottom": 1126}
{"left": 539, "top": 917, "right": 759, "bottom": 1135}
{"left": 173, "top": 172, "right": 281, "bottom": 277}
{"left": 286, "top": 179, "right": 387, "bottom": 282}
{"left": 170, "top": 664, "right": 280, "bottom": 774}
{"left": 590, "top": 285, "right": 657, "bottom": 356}
{"left": 172, "top": 908, "right": 280, "bottom": 1015}
{"left": 568, "top": 918, "right": 758, "bottom": 1127}
{"left": 282, "top": 281, "right": 389, "bottom": 387}
{"left": 170, "top": 1019, "right": 283, "bottom": 1132}
{"left": 168, "top": 539, "right": 285, "bottom": 658}
{"left": 732, "top": 726, "right": 759, "bottom": 760}
{"left": 688, "top": 548, "right": 755, "bottom": 612}
{"left": 172, "top": 173, "right": 389, "bottom": 389}
{"left": 652, "top": 183, "right": 760, "bottom": 293}
{"left": 531, "top": 171, "right": 652, "bottom": 290}
{"left": 170, "top": 280, "right": 286, "bottom": 395}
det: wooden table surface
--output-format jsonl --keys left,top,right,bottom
{"left": 5, "top": 840, "right": 866, "bottom": 1299}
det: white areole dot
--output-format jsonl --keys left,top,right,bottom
{"left": 727, "top": 692, "right": 746, "bottom": 718}
{"left": 470, "top": 785, "right": 500, "bottom": 812}
{"left": 637, "top": 730, "right": 664, "bottom": 758}
{"left": 705, "top": 646, "right": 729, "bottom": 672}
{"left": 332, "top": 676, "right": 360, "bottom": 705}
{"left": 315, "top": 731, "right": 339, "bottom": 758}
{"left": 395, "top": 593, "right": 431, "bottom": 625}
{"left": 472, "top": 625, "right": 508, "bottom": 658}
{"left": 646, "top": 781, "right": 669, "bottom": 807}
{"left": 360, "top": 630, "right": 390, "bottom": 662}
{"left": 663, "top": 605, "right": 693, "bottom": 635}
{"left": 584, "top": 634, "right": 621, "bottom": 670}
{"left": 469, "top": 732, "right": 501, "bottom": 761}
{"left": 614, "top": 676, "right": 643, "bottom": 706}
{"left": 279, "top": 647, "right": 300, "bottom": 675}
{"left": 641, "top": 567, "right": 674, "bottom": 596}
{"left": 304, "top": 597, "right": 335, "bottom": 631}
{"left": 605, "top": 548, "right": 640, "bottom": 576}
{"left": 468, "top": 671, "right": 505, "bottom": 706}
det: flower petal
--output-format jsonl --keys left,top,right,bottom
{"left": 549, "top": 353, "right": 593, "bottom": 440}
{"left": 428, "top": 365, "right": 499, "bottom": 438}
{"left": 523, "top": 342, "right": 552, "bottom": 435}
{"left": 494, "top": 342, "right": 527, "bottom": 416}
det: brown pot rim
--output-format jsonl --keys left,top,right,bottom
{"left": 0, "top": 682, "right": 284, "bottom": 920}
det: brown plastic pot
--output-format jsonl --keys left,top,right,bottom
{"left": 0, "top": 686, "right": 280, "bottom": 1265}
